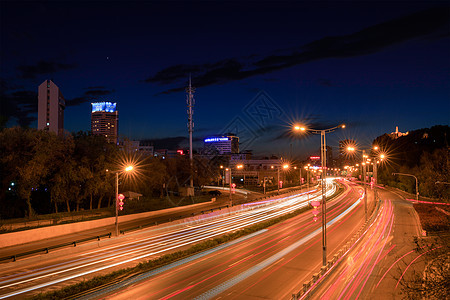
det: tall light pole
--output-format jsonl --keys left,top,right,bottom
{"left": 294, "top": 123, "right": 345, "bottom": 266}
{"left": 228, "top": 167, "right": 232, "bottom": 205}
{"left": 393, "top": 172, "right": 419, "bottom": 201}
{"left": 305, "top": 164, "right": 310, "bottom": 200}
{"left": 220, "top": 165, "right": 225, "bottom": 188}
{"left": 272, "top": 163, "right": 289, "bottom": 194}
{"left": 347, "top": 146, "right": 384, "bottom": 220}
{"left": 362, "top": 151, "right": 368, "bottom": 220}
{"left": 294, "top": 166, "right": 302, "bottom": 191}
{"left": 186, "top": 76, "right": 195, "bottom": 194}
{"left": 115, "top": 165, "right": 134, "bottom": 237}
{"left": 229, "top": 165, "right": 243, "bottom": 206}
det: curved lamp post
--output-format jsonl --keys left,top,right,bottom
{"left": 347, "top": 146, "right": 385, "bottom": 221}
{"left": 393, "top": 172, "right": 419, "bottom": 202}
{"left": 294, "top": 123, "right": 345, "bottom": 266}
{"left": 114, "top": 165, "right": 134, "bottom": 236}
{"left": 229, "top": 164, "right": 243, "bottom": 206}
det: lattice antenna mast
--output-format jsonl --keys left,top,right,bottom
{"left": 186, "top": 75, "right": 195, "bottom": 188}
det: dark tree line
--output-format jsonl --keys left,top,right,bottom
{"left": 374, "top": 125, "right": 449, "bottom": 201}
{"left": 0, "top": 128, "right": 217, "bottom": 220}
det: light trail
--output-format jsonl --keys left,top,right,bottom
{"left": 0, "top": 181, "right": 338, "bottom": 299}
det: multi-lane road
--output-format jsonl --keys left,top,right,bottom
{"left": 313, "top": 187, "right": 425, "bottom": 299}
{"left": 99, "top": 180, "right": 366, "bottom": 300}
{"left": 0, "top": 179, "right": 425, "bottom": 300}
{"left": 0, "top": 180, "right": 338, "bottom": 299}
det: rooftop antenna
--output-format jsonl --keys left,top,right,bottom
{"left": 186, "top": 75, "right": 195, "bottom": 193}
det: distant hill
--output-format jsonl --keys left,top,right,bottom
{"left": 373, "top": 125, "right": 449, "bottom": 168}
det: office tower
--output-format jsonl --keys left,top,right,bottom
{"left": 91, "top": 102, "right": 118, "bottom": 144}
{"left": 37, "top": 80, "right": 65, "bottom": 135}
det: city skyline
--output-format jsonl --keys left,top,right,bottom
{"left": 2, "top": 1, "right": 449, "bottom": 157}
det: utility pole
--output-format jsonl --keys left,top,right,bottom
{"left": 320, "top": 130, "right": 327, "bottom": 267}
{"left": 186, "top": 76, "right": 195, "bottom": 195}
{"left": 363, "top": 150, "right": 367, "bottom": 221}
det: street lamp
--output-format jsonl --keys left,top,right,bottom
{"left": 294, "top": 123, "right": 345, "bottom": 266}
{"left": 346, "top": 145, "right": 384, "bottom": 220}
{"left": 294, "top": 166, "right": 302, "bottom": 191}
{"left": 220, "top": 165, "right": 225, "bottom": 188}
{"left": 114, "top": 165, "right": 134, "bottom": 236}
{"left": 271, "top": 163, "right": 289, "bottom": 194}
{"left": 305, "top": 164, "right": 310, "bottom": 200}
{"left": 393, "top": 172, "right": 419, "bottom": 202}
{"left": 229, "top": 164, "right": 243, "bottom": 206}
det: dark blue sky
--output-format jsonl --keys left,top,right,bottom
{"left": 1, "top": 1, "right": 449, "bottom": 158}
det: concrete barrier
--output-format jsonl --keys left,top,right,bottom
{"left": 0, "top": 201, "right": 213, "bottom": 248}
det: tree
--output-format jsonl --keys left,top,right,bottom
{"left": 418, "top": 148, "right": 449, "bottom": 201}
{"left": 0, "top": 128, "right": 67, "bottom": 218}
{"left": 142, "top": 157, "right": 168, "bottom": 198}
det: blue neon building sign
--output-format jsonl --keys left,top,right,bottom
{"left": 91, "top": 102, "right": 117, "bottom": 113}
{"left": 204, "top": 137, "right": 229, "bottom": 143}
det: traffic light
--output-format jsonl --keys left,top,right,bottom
{"left": 118, "top": 194, "right": 125, "bottom": 210}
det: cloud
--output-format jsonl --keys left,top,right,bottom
{"left": 66, "top": 87, "right": 114, "bottom": 107}
{"left": 17, "top": 60, "right": 77, "bottom": 79}
{"left": 146, "top": 6, "right": 450, "bottom": 94}
{"left": 0, "top": 88, "right": 38, "bottom": 127}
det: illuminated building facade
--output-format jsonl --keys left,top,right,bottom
{"left": 38, "top": 80, "right": 65, "bottom": 135}
{"left": 203, "top": 134, "right": 239, "bottom": 154}
{"left": 91, "top": 102, "right": 118, "bottom": 144}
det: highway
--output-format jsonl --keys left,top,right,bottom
{"left": 0, "top": 181, "right": 337, "bottom": 299}
{"left": 307, "top": 186, "right": 425, "bottom": 299}
{"left": 83, "top": 179, "right": 366, "bottom": 300}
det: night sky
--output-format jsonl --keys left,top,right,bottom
{"left": 1, "top": 1, "right": 449, "bottom": 158}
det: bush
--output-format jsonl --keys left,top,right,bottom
{"left": 414, "top": 203, "right": 450, "bottom": 232}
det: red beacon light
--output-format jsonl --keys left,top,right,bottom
{"left": 118, "top": 194, "right": 125, "bottom": 210}
{"left": 310, "top": 200, "right": 320, "bottom": 208}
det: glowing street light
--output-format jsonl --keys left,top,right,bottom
{"left": 293, "top": 123, "right": 345, "bottom": 266}
{"left": 115, "top": 165, "right": 134, "bottom": 236}
{"left": 229, "top": 164, "right": 243, "bottom": 206}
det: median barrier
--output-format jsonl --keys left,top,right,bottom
{"left": 0, "top": 232, "right": 112, "bottom": 263}
{"left": 291, "top": 192, "right": 383, "bottom": 299}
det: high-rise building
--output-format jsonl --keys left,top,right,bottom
{"left": 91, "top": 102, "right": 118, "bottom": 144}
{"left": 38, "top": 80, "right": 65, "bottom": 135}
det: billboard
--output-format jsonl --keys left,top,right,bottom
{"left": 92, "top": 102, "right": 117, "bottom": 113}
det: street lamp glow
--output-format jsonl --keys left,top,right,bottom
{"left": 347, "top": 146, "right": 355, "bottom": 151}
{"left": 283, "top": 164, "right": 289, "bottom": 169}
{"left": 294, "top": 125, "right": 306, "bottom": 131}
{"left": 237, "top": 164, "right": 243, "bottom": 169}
{"left": 125, "top": 166, "right": 133, "bottom": 172}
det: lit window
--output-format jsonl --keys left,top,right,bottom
{"left": 46, "top": 122, "right": 50, "bottom": 126}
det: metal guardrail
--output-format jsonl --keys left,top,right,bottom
{"left": 120, "top": 206, "right": 230, "bottom": 234}
{"left": 0, "top": 232, "right": 112, "bottom": 263}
